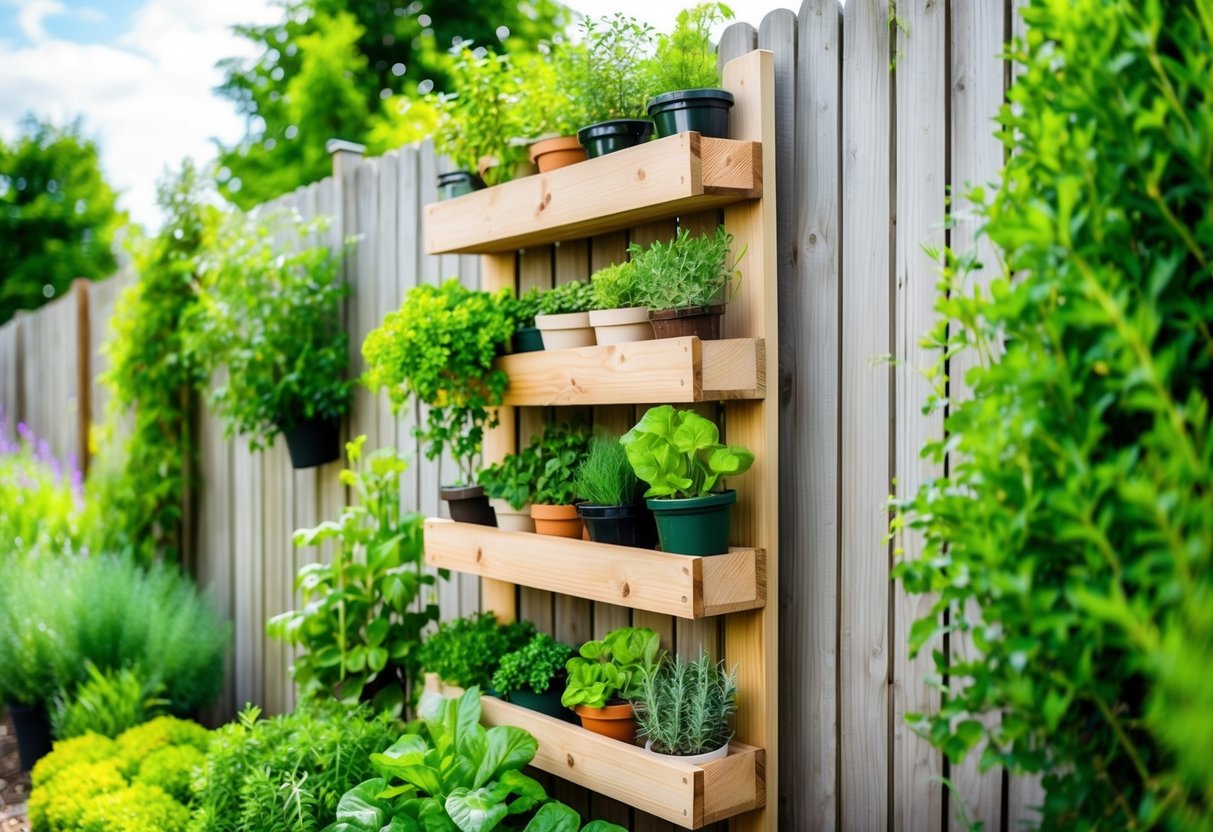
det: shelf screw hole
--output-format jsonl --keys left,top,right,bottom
{"left": 567, "top": 754, "right": 575, "bottom": 768}
{"left": 636, "top": 168, "right": 646, "bottom": 181}
{"left": 621, "top": 583, "right": 631, "bottom": 598}
{"left": 475, "top": 547, "right": 483, "bottom": 563}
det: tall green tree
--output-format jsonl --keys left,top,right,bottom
{"left": 0, "top": 116, "right": 124, "bottom": 323}
{"left": 215, "top": 0, "right": 570, "bottom": 208}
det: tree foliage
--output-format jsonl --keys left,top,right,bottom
{"left": 895, "top": 1, "right": 1213, "bottom": 828}
{"left": 0, "top": 116, "right": 123, "bottom": 323}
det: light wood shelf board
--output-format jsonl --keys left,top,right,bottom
{"left": 423, "top": 519, "right": 765, "bottom": 619}
{"left": 424, "top": 133, "right": 762, "bottom": 254}
{"left": 497, "top": 337, "right": 765, "bottom": 406}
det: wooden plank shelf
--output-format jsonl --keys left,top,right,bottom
{"left": 498, "top": 337, "right": 765, "bottom": 406}
{"left": 424, "top": 132, "right": 762, "bottom": 254}
{"left": 483, "top": 695, "right": 765, "bottom": 829}
{"left": 424, "top": 518, "right": 766, "bottom": 619}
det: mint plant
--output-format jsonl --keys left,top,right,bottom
{"left": 491, "top": 633, "right": 573, "bottom": 698}
{"left": 620, "top": 405, "right": 753, "bottom": 499}
{"left": 477, "top": 444, "right": 543, "bottom": 511}
{"left": 417, "top": 613, "right": 535, "bottom": 690}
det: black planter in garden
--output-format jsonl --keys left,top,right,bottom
{"left": 578, "top": 503, "right": 658, "bottom": 550}
{"left": 436, "top": 171, "right": 486, "bottom": 201}
{"left": 440, "top": 485, "right": 498, "bottom": 527}
{"left": 577, "top": 119, "right": 653, "bottom": 159}
{"left": 8, "top": 702, "right": 53, "bottom": 771}
{"left": 509, "top": 688, "right": 578, "bottom": 723}
{"left": 512, "top": 327, "right": 545, "bottom": 353}
{"left": 283, "top": 417, "right": 341, "bottom": 469}
{"left": 646, "top": 489, "right": 737, "bottom": 556}
{"left": 647, "top": 89, "right": 735, "bottom": 139}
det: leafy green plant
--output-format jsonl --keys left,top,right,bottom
{"left": 184, "top": 208, "right": 352, "bottom": 450}
{"left": 536, "top": 280, "right": 595, "bottom": 316}
{"left": 648, "top": 3, "right": 733, "bottom": 93}
{"left": 321, "top": 688, "right": 627, "bottom": 832}
{"left": 478, "top": 444, "right": 543, "bottom": 511}
{"left": 0, "top": 418, "right": 82, "bottom": 559}
{"left": 491, "top": 633, "right": 573, "bottom": 698}
{"left": 621, "top": 406, "right": 753, "bottom": 499}
{"left": 134, "top": 743, "right": 208, "bottom": 803}
{"left": 266, "top": 436, "right": 434, "bottom": 712}
{"left": 574, "top": 435, "right": 638, "bottom": 506}
{"left": 532, "top": 424, "right": 592, "bottom": 506}
{"left": 417, "top": 612, "right": 535, "bottom": 690}
{"left": 892, "top": 1, "right": 1213, "bottom": 828}
{"left": 432, "top": 48, "right": 525, "bottom": 186}
{"left": 189, "top": 702, "right": 398, "bottom": 832}
{"left": 589, "top": 261, "right": 642, "bottom": 311}
{"left": 562, "top": 627, "right": 664, "bottom": 710}
{"left": 634, "top": 651, "right": 736, "bottom": 756}
{"left": 51, "top": 663, "right": 168, "bottom": 740}
{"left": 510, "top": 286, "right": 544, "bottom": 330}
{"left": 627, "top": 226, "right": 743, "bottom": 311}
{"left": 515, "top": 45, "right": 589, "bottom": 139}
{"left": 567, "top": 14, "right": 656, "bottom": 124}
{"left": 363, "top": 278, "right": 515, "bottom": 485}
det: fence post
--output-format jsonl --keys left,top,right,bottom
{"left": 73, "top": 278, "right": 91, "bottom": 475}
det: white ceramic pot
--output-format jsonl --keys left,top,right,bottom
{"left": 643, "top": 739, "right": 729, "bottom": 766}
{"left": 535, "top": 312, "right": 595, "bottom": 350}
{"left": 489, "top": 498, "right": 535, "bottom": 533}
{"left": 589, "top": 307, "right": 654, "bottom": 345}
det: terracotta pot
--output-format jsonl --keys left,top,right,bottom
{"left": 531, "top": 503, "right": 582, "bottom": 538}
{"left": 575, "top": 703, "right": 637, "bottom": 743}
{"left": 535, "top": 312, "right": 595, "bottom": 350}
{"left": 649, "top": 305, "right": 725, "bottom": 340}
{"left": 589, "top": 307, "right": 654, "bottom": 345}
{"left": 490, "top": 498, "right": 535, "bottom": 533}
{"left": 529, "top": 135, "right": 588, "bottom": 173}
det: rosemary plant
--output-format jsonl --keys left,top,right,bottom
{"left": 634, "top": 651, "right": 737, "bottom": 756}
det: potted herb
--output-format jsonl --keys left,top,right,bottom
{"left": 635, "top": 650, "right": 737, "bottom": 763}
{"left": 575, "top": 434, "right": 658, "bottom": 549}
{"left": 588, "top": 260, "right": 654, "bottom": 344}
{"left": 432, "top": 48, "right": 525, "bottom": 198}
{"left": 646, "top": 3, "right": 736, "bottom": 139}
{"left": 266, "top": 436, "right": 433, "bottom": 713}
{"left": 510, "top": 286, "right": 545, "bottom": 353}
{"left": 569, "top": 14, "right": 657, "bottom": 158}
{"left": 517, "top": 47, "right": 590, "bottom": 173}
{"left": 185, "top": 210, "right": 352, "bottom": 468}
{"left": 561, "top": 626, "right": 664, "bottom": 743}
{"left": 491, "top": 632, "right": 575, "bottom": 720}
{"left": 531, "top": 424, "right": 592, "bottom": 538}
{"left": 417, "top": 613, "right": 536, "bottom": 691}
{"left": 477, "top": 444, "right": 542, "bottom": 532}
{"left": 363, "top": 278, "right": 514, "bottom": 526}
{"left": 628, "top": 226, "right": 744, "bottom": 340}
{"left": 620, "top": 405, "right": 753, "bottom": 555}
{"left": 534, "top": 280, "right": 596, "bottom": 350}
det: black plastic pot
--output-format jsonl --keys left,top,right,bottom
{"left": 578, "top": 503, "right": 659, "bottom": 550}
{"left": 441, "top": 485, "right": 498, "bottom": 527}
{"left": 647, "top": 89, "right": 735, "bottom": 139}
{"left": 647, "top": 489, "right": 737, "bottom": 556}
{"left": 283, "top": 416, "right": 341, "bottom": 469}
{"left": 436, "top": 171, "right": 486, "bottom": 201}
{"left": 508, "top": 686, "right": 577, "bottom": 723}
{"left": 512, "top": 326, "right": 545, "bottom": 353}
{"left": 577, "top": 119, "right": 654, "bottom": 159}
{"left": 8, "top": 702, "right": 53, "bottom": 771}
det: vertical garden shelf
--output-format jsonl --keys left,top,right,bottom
{"left": 422, "top": 50, "right": 778, "bottom": 832}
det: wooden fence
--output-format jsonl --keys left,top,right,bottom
{"left": 0, "top": 1, "right": 1045, "bottom": 828}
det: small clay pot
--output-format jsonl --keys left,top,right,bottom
{"left": 588, "top": 307, "right": 654, "bottom": 345}
{"left": 531, "top": 503, "right": 582, "bottom": 538}
{"left": 489, "top": 498, "right": 534, "bottom": 533}
{"left": 535, "top": 312, "right": 595, "bottom": 350}
{"left": 529, "top": 135, "right": 588, "bottom": 172}
{"left": 649, "top": 305, "right": 725, "bottom": 340}
{"left": 574, "top": 703, "right": 637, "bottom": 743}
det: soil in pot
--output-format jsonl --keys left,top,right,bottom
{"left": 535, "top": 312, "right": 595, "bottom": 350}
{"left": 577, "top": 119, "right": 653, "bottom": 159}
{"left": 649, "top": 305, "right": 725, "bottom": 340}
{"left": 647, "top": 89, "right": 736, "bottom": 139}
{"left": 578, "top": 503, "right": 658, "bottom": 549}
{"left": 588, "top": 307, "right": 654, "bottom": 345}
{"left": 574, "top": 702, "right": 637, "bottom": 743}
{"left": 529, "top": 135, "right": 588, "bottom": 172}
{"left": 489, "top": 498, "right": 535, "bottom": 533}
{"left": 647, "top": 489, "right": 737, "bottom": 556}
{"left": 8, "top": 702, "right": 52, "bottom": 772}
{"left": 531, "top": 503, "right": 582, "bottom": 538}
{"left": 441, "top": 485, "right": 498, "bottom": 527}
{"left": 512, "top": 326, "right": 545, "bottom": 353}
{"left": 436, "top": 170, "right": 486, "bottom": 200}
{"left": 282, "top": 416, "right": 341, "bottom": 469}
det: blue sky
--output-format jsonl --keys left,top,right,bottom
{"left": 0, "top": 0, "right": 796, "bottom": 229}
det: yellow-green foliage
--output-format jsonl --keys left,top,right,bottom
{"left": 30, "top": 733, "right": 118, "bottom": 788}
{"left": 27, "top": 760, "right": 126, "bottom": 832}
{"left": 134, "top": 744, "right": 207, "bottom": 803}
{"left": 76, "top": 782, "right": 191, "bottom": 832}
{"left": 114, "top": 715, "right": 210, "bottom": 777}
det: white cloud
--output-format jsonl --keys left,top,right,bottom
{"left": 13, "top": 0, "right": 66, "bottom": 42}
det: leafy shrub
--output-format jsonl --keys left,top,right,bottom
{"left": 417, "top": 612, "right": 535, "bottom": 690}
{"left": 432, "top": 48, "right": 525, "bottom": 185}
{"left": 562, "top": 626, "right": 663, "bottom": 711}
{"left": 893, "top": 1, "right": 1213, "bottom": 828}
{"left": 267, "top": 436, "right": 434, "bottom": 712}
{"left": 28, "top": 759, "right": 129, "bottom": 832}
{"left": 189, "top": 702, "right": 398, "bottom": 832}
{"left": 492, "top": 633, "right": 573, "bottom": 698}
{"left": 477, "top": 442, "right": 543, "bottom": 511}
{"left": 515, "top": 44, "right": 591, "bottom": 139}
{"left": 508, "top": 286, "right": 543, "bottom": 330}
{"left": 30, "top": 733, "right": 118, "bottom": 788}
{"left": 568, "top": 14, "right": 655, "bottom": 123}
{"left": 536, "top": 280, "right": 595, "bottom": 316}
{"left": 647, "top": 3, "right": 732, "bottom": 93}
{"left": 113, "top": 716, "right": 211, "bottom": 778}
{"left": 76, "top": 782, "right": 191, "bottom": 832}
{"left": 574, "top": 434, "right": 638, "bottom": 506}
{"left": 634, "top": 651, "right": 736, "bottom": 756}
{"left": 134, "top": 744, "right": 207, "bottom": 803}
{"left": 532, "top": 424, "right": 592, "bottom": 506}
{"left": 51, "top": 663, "right": 167, "bottom": 740}
{"left": 589, "top": 261, "right": 642, "bottom": 310}
{"left": 185, "top": 208, "right": 352, "bottom": 450}
{"left": 627, "top": 226, "right": 742, "bottom": 311}
{"left": 0, "top": 418, "right": 81, "bottom": 559}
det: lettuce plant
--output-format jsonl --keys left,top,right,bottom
{"left": 561, "top": 627, "right": 663, "bottom": 710}
{"left": 620, "top": 405, "right": 753, "bottom": 499}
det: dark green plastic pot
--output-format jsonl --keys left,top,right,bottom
{"left": 577, "top": 119, "right": 653, "bottom": 158}
{"left": 646, "top": 490, "right": 737, "bottom": 556}
{"left": 512, "top": 326, "right": 545, "bottom": 353}
{"left": 282, "top": 416, "right": 341, "bottom": 469}
{"left": 436, "top": 170, "right": 485, "bottom": 200}
{"left": 578, "top": 503, "right": 658, "bottom": 549}
{"left": 647, "top": 89, "right": 735, "bottom": 139}
{"left": 508, "top": 688, "right": 577, "bottom": 722}
{"left": 9, "top": 702, "right": 53, "bottom": 771}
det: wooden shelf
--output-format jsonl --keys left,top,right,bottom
{"left": 424, "top": 519, "right": 766, "bottom": 619}
{"left": 424, "top": 132, "right": 762, "bottom": 254}
{"left": 480, "top": 695, "right": 765, "bottom": 829}
{"left": 498, "top": 337, "right": 764, "bottom": 406}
